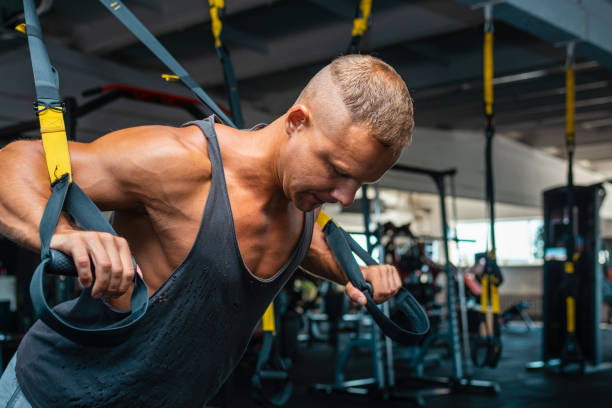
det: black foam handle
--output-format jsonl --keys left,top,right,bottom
{"left": 47, "top": 249, "right": 78, "bottom": 276}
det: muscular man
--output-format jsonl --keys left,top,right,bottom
{"left": 0, "top": 54, "right": 414, "bottom": 407}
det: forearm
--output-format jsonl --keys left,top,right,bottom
{"left": 0, "top": 140, "right": 73, "bottom": 251}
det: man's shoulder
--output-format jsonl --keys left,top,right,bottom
{"left": 99, "top": 124, "right": 212, "bottom": 187}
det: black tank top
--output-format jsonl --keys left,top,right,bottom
{"left": 16, "top": 116, "right": 315, "bottom": 407}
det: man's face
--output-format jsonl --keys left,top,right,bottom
{"left": 282, "top": 121, "right": 399, "bottom": 212}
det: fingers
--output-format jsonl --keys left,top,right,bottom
{"left": 362, "top": 265, "right": 402, "bottom": 304}
{"left": 344, "top": 282, "right": 367, "bottom": 306}
{"left": 117, "top": 238, "right": 136, "bottom": 296}
{"left": 87, "top": 233, "right": 113, "bottom": 299}
{"left": 73, "top": 243, "right": 93, "bottom": 289}
{"left": 97, "top": 233, "right": 125, "bottom": 299}
{"left": 50, "top": 230, "right": 136, "bottom": 300}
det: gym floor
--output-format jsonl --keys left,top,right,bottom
{"left": 219, "top": 325, "right": 612, "bottom": 407}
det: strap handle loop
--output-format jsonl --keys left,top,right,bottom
{"left": 317, "top": 212, "right": 429, "bottom": 344}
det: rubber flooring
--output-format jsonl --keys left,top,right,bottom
{"left": 218, "top": 325, "right": 612, "bottom": 407}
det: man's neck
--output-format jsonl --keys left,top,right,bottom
{"left": 215, "top": 117, "right": 290, "bottom": 211}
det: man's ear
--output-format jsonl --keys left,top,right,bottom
{"left": 286, "top": 104, "right": 311, "bottom": 136}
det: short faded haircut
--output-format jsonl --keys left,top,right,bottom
{"left": 300, "top": 54, "right": 414, "bottom": 154}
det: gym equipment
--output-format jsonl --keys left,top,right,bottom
{"left": 315, "top": 164, "right": 499, "bottom": 405}
{"left": 527, "top": 183, "right": 612, "bottom": 374}
{"left": 449, "top": 173, "right": 475, "bottom": 376}
{"left": 382, "top": 222, "right": 443, "bottom": 311}
{"left": 389, "top": 165, "right": 500, "bottom": 397}
{"left": 97, "top": 0, "right": 235, "bottom": 127}
{"left": 313, "top": 185, "right": 429, "bottom": 405}
{"left": 208, "top": 0, "right": 244, "bottom": 128}
{"left": 346, "top": 0, "right": 372, "bottom": 54}
{"left": 251, "top": 303, "right": 293, "bottom": 407}
{"left": 19, "top": 0, "right": 245, "bottom": 347}
{"left": 471, "top": 3, "right": 503, "bottom": 369}
{"left": 317, "top": 211, "right": 430, "bottom": 343}
{"left": 20, "top": 0, "right": 149, "bottom": 347}
{"left": 526, "top": 42, "right": 612, "bottom": 375}
{"left": 558, "top": 41, "right": 583, "bottom": 373}
{"left": 499, "top": 301, "right": 534, "bottom": 331}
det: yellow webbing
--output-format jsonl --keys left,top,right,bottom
{"left": 480, "top": 274, "right": 500, "bottom": 314}
{"left": 351, "top": 0, "right": 373, "bottom": 37}
{"left": 262, "top": 302, "right": 276, "bottom": 333}
{"left": 490, "top": 282, "right": 500, "bottom": 314}
{"left": 161, "top": 74, "right": 179, "bottom": 82}
{"left": 38, "top": 107, "right": 72, "bottom": 183}
{"left": 13, "top": 24, "right": 71, "bottom": 182}
{"left": 209, "top": 0, "right": 225, "bottom": 48}
{"left": 483, "top": 31, "right": 494, "bottom": 116}
{"left": 566, "top": 296, "right": 576, "bottom": 333}
{"left": 316, "top": 211, "right": 333, "bottom": 230}
{"left": 566, "top": 66, "right": 575, "bottom": 143}
{"left": 480, "top": 274, "right": 488, "bottom": 312}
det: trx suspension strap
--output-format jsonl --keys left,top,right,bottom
{"left": 560, "top": 41, "right": 584, "bottom": 372}
{"left": 347, "top": 0, "right": 373, "bottom": 54}
{"left": 21, "top": 0, "right": 148, "bottom": 347}
{"left": 316, "top": 212, "right": 430, "bottom": 344}
{"left": 472, "top": 4, "right": 503, "bottom": 368}
{"left": 251, "top": 302, "right": 293, "bottom": 406}
{"left": 98, "top": 0, "right": 236, "bottom": 128}
{"left": 208, "top": 0, "right": 244, "bottom": 128}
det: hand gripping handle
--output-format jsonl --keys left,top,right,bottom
{"left": 321, "top": 218, "right": 430, "bottom": 344}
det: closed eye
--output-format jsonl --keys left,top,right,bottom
{"left": 332, "top": 165, "right": 349, "bottom": 178}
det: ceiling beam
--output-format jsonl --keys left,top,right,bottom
{"left": 73, "top": 0, "right": 273, "bottom": 54}
{"left": 179, "top": 2, "right": 484, "bottom": 87}
{"left": 459, "top": 0, "right": 612, "bottom": 70}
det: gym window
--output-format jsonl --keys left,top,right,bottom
{"left": 452, "top": 218, "right": 544, "bottom": 267}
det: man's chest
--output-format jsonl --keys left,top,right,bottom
{"left": 148, "top": 183, "right": 305, "bottom": 280}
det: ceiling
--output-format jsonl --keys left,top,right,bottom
{"left": 1, "top": 0, "right": 611, "bottom": 177}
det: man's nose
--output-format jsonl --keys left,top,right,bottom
{"left": 330, "top": 179, "right": 361, "bottom": 207}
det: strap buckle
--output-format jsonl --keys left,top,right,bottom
{"left": 33, "top": 100, "right": 65, "bottom": 116}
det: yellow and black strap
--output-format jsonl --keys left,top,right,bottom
{"left": 472, "top": 4, "right": 503, "bottom": 369}
{"left": 347, "top": 0, "right": 373, "bottom": 54}
{"left": 564, "top": 42, "right": 579, "bottom": 339}
{"left": 208, "top": 0, "right": 244, "bottom": 128}
{"left": 316, "top": 211, "right": 429, "bottom": 344}
{"left": 262, "top": 302, "right": 276, "bottom": 334}
{"left": 22, "top": 0, "right": 149, "bottom": 347}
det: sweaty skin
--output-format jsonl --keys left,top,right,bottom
{"left": 0, "top": 68, "right": 402, "bottom": 309}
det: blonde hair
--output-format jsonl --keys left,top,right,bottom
{"left": 329, "top": 54, "right": 414, "bottom": 153}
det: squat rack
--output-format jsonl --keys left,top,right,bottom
{"left": 388, "top": 164, "right": 499, "bottom": 392}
